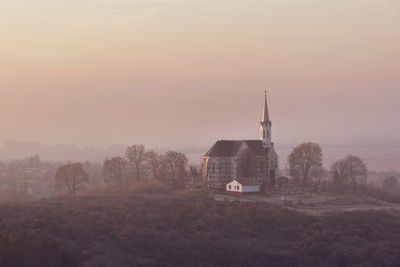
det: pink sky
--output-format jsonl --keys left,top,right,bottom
{"left": 0, "top": 0, "right": 399, "bottom": 168}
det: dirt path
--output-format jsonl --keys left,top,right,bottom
{"left": 213, "top": 192, "right": 400, "bottom": 215}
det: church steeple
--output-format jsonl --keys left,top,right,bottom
{"left": 262, "top": 90, "right": 270, "bottom": 123}
{"left": 260, "top": 90, "right": 272, "bottom": 148}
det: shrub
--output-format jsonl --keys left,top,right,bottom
{"left": 1, "top": 191, "right": 400, "bottom": 266}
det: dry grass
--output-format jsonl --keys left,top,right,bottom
{"left": 1, "top": 190, "right": 400, "bottom": 266}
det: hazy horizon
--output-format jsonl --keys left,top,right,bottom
{"left": 1, "top": 0, "right": 399, "bottom": 170}
{"left": 1, "top": 138, "right": 400, "bottom": 172}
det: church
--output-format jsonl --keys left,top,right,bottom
{"left": 202, "top": 92, "right": 279, "bottom": 189}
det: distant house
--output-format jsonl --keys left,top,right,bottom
{"left": 202, "top": 92, "right": 279, "bottom": 189}
{"left": 226, "top": 178, "right": 260, "bottom": 194}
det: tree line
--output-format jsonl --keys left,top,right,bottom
{"left": 1, "top": 142, "right": 398, "bottom": 198}
{"left": 288, "top": 142, "right": 369, "bottom": 191}
{"left": 55, "top": 145, "right": 189, "bottom": 195}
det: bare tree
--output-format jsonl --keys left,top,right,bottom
{"left": 55, "top": 162, "right": 89, "bottom": 195}
{"left": 382, "top": 176, "right": 399, "bottom": 192}
{"left": 162, "top": 151, "right": 188, "bottom": 182}
{"left": 344, "top": 155, "right": 367, "bottom": 190}
{"left": 331, "top": 155, "right": 368, "bottom": 191}
{"left": 310, "top": 166, "right": 328, "bottom": 188}
{"left": 190, "top": 166, "right": 199, "bottom": 178}
{"left": 288, "top": 142, "right": 323, "bottom": 185}
{"left": 83, "top": 160, "right": 103, "bottom": 188}
{"left": 125, "top": 144, "right": 147, "bottom": 182}
{"left": 331, "top": 159, "right": 347, "bottom": 191}
{"left": 102, "top": 157, "right": 127, "bottom": 190}
{"left": 7, "top": 160, "right": 29, "bottom": 198}
{"left": 145, "top": 150, "right": 162, "bottom": 180}
{"left": 27, "top": 154, "right": 40, "bottom": 167}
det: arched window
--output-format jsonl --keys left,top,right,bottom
{"left": 267, "top": 130, "right": 270, "bottom": 138}
{"left": 263, "top": 130, "right": 265, "bottom": 138}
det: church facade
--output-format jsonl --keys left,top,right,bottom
{"left": 202, "top": 92, "right": 279, "bottom": 188}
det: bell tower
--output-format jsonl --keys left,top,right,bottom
{"left": 260, "top": 90, "right": 272, "bottom": 148}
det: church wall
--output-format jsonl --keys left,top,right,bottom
{"left": 250, "top": 155, "right": 270, "bottom": 182}
{"left": 202, "top": 156, "right": 236, "bottom": 186}
{"left": 202, "top": 150, "right": 278, "bottom": 188}
{"left": 201, "top": 156, "right": 210, "bottom": 179}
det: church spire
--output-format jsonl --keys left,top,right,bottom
{"left": 260, "top": 90, "right": 272, "bottom": 148}
{"left": 262, "top": 90, "right": 270, "bottom": 123}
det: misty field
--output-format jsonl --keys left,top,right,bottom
{"left": 1, "top": 187, "right": 400, "bottom": 267}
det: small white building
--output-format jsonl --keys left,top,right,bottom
{"left": 226, "top": 178, "right": 260, "bottom": 194}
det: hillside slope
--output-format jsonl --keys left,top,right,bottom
{"left": 1, "top": 191, "right": 400, "bottom": 267}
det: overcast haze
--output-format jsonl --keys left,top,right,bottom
{"left": 0, "top": 0, "right": 399, "bottom": 169}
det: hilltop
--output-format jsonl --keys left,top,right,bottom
{"left": 1, "top": 188, "right": 400, "bottom": 267}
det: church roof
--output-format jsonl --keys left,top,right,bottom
{"left": 204, "top": 140, "right": 268, "bottom": 157}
